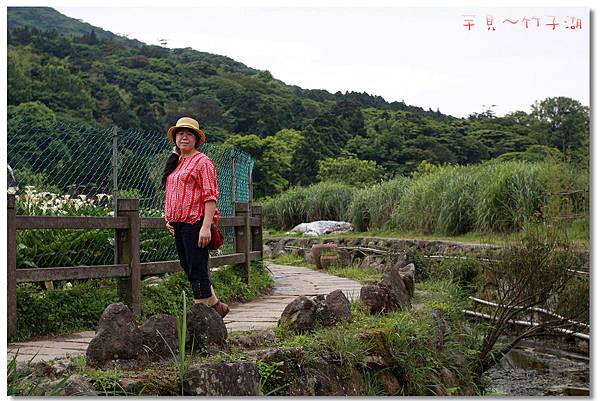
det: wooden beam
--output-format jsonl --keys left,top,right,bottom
{"left": 16, "top": 216, "right": 128, "bottom": 230}
{"left": 16, "top": 264, "right": 129, "bottom": 283}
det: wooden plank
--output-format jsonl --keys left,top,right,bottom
{"left": 249, "top": 217, "right": 261, "bottom": 227}
{"left": 141, "top": 254, "right": 247, "bottom": 276}
{"left": 140, "top": 216, "right": 246, "bottom": 229}
{"left": 16, "top": 216, "right": 128, "bottom": 230}
{"left": 211, "top": 253, "right": 246, "bottom": 267}
{"left": 16, "top": 264, "right": 129, "bottom": 283}
{"left": 248, "top": 251, "right": 262, "bottom": 261}
{"left": 234, "top": 203, "right": 250, "bottom": 213}
{"left": 141, "top": 261, "right": 181, "bottom": 275}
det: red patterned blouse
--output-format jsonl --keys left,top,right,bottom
{"left": 164, "top": 152, "right": 220, "bottom": 224}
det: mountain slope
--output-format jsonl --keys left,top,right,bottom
{"left": 7, "top": 7, "right": 143, "bottom": 46}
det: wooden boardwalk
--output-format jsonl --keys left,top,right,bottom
{"left": 7, "top": 262, "right": 362, "bottom": 363}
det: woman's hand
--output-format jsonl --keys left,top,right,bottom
{"left": 166, "top": 222, "right": 174, "bottom": 236}
{"left": 198, "top": 225, "right": 212, "bottom": 248}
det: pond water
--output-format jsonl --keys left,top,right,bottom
{"left": 486, "top": 339, "right": 589, "bottom": 396}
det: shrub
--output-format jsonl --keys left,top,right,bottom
{"left": 13, "top": 263, "right": 273, "bottom": 342}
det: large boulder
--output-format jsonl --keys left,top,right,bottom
{"left": 290, "top": 221, "right": 354, "bottom": 236}
{"left": 86, "top": 303, "right": 143, "bottom": 366}
{"left": 183, "top": 361, "right": 259, "bottom": 396}
{"left": 381, "top": 262, "right": 414, "bottom": 309}
{"left": 359, "top": 263, "right": 415, "bottom": 314}
{"left": 139, "top": 314, "right": 180, "bottom": 360}
{"left": 278, "top": 296, "right": 317, "bottom": 332}
{"left": 186, "top": 303, "right": 227, "bottom": 349}
{"left": 315, "top": 289, "right": 352, "bottom": 326}
{"left": 288, "top": 358, "right": 363, "bottom": 396}
{"left": 359, "top": 284, "right": 390, "bottom": 314}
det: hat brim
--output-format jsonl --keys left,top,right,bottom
{"left": 167, "top": 124, "right": 206, "bottom": 145}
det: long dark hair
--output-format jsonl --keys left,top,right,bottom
{"left": 162, "top": 147, "right": 180, "bottom": 187}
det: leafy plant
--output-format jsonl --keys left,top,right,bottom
{"left": 257, "top": 360, "right": 289, "bottom": 396}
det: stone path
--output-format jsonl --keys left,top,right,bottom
{"left": 7, "top": 262, "right": 362, "bottom": 364}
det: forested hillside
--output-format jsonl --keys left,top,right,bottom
{"left": 7, "top": 7, "right": 589, "bottom": 199}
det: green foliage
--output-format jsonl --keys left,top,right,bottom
{"left": 257, "top": 360, "right": 289, "bottom": 396}
{"left": 347, "top": 176, "right": 410, "bottom": 231}
{"left": 6, "top": 9, "right": 590, "bottom": 194}
{"left": 531, "top": 96, "right": 589, "bottom": 163}
{"left": 305, "top": 181, "right": 356, "bottom": 222}
{"left": 473, "top": 161, "right": 549, "bottom": 232}
{"left": 391, "top": 164, "right": 478, "bottom": 235}
{"left": 13, "top": 264, "right": 272, "bottom": 342}
{"left": 225, "top": 129, "right": 302, "bottom": 198}
{"left": 15, "top": 281, "right": 119, "bottom": 341}
{"left": 262, "top": 181, "right": 356, "bottom": 229}
{"left": 317, "top": 155, "right": 386, "bottom": 188}
{"left": 7, "top": 352, "right": 67, "bottom": 396}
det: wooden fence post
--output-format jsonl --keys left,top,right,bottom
{"left": 116, "top": 198, "right": 141, "bottom": 317}
{"left": 8, "top": 194, "right": 17, "bottom": 338}
{"left": 251, "top": 205, "right": 263, "bottom": 260}
{"left": 235, "top": 203, "right": 251, "bottom": 284}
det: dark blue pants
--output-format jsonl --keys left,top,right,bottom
{"left": 172, "top": 219, "right": 212, "bottom": 299}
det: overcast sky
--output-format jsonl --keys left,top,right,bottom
{"left": 52, "top": 5, "right": 589, "bottom": 118}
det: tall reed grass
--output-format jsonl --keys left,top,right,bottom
{"left": 262, "top": 181, "right": 356, "bottom": 229}
{"left": 347, "top": 176, "right": 410, "bottom": 231}
{"left": 262, "top": 161, "right": 587, "bottom": 236}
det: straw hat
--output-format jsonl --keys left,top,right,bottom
{"left": 166, "top": 117, "right": 206, "bottom": 145}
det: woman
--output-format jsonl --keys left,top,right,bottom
{"left": 162, "top": 116, "right": 229, "bottom": 318}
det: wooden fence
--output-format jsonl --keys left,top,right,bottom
{"left": 7, "top": 194, "right": 263, "bottom": 337}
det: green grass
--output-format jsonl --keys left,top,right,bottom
{"left": 324, "top": 265, "right": 382, "bottom": 284}
{"left": 12, "top": 262, "right": 273, "bottom": 342}
{"left": 262, "top": 160, "right": 588, "bottom": 242}
{"left": 274, "top": 279, "right": 482, "bottom": 395}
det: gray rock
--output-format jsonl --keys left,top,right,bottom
{"left": 289, "top": 358, "right": 363, "bottom": 396}
{"left": 139, "top": 314, "right": 179, "bottom": 360}
{"left": 230, "top": 329, "right": 277, "bottom": 349}
{"left": 86, "top": 303, "right": 143, "bottom": 366}
{"left": 118, "top": 378, "right": 144, "bottom": 395}
{"left": 262, "top": 244, "right": 273, "bottom": 259}
{"left": 279, "top": 296, "right": 317, "bottom": 332}
{"left": 439, "top": 366, "right": 459, "bottom": 387}
{"left": 377, "top": 370, "right": 401, "bottom": 395}
{"left": 318, "top": 289, "right": 352, "bottom": 326}
{"left": 359, "top": 284, "right": 390, "bottom": 314}
{"left": 272, "top": 239, "right": 288, "bottom": 258}
{"left": 186, "top": 303, "right": 228, "bottom": 349}
{"left": 381, "top": 262, "right": 413, "bottom": 310}
{"left": 431, "top": 309, "right": 448, "bottom": 354}
{"left": 64, "top": 374, "right": 96, "bottom": 396}
{"left": 290, "top": 221, "right": 354, "bottom": 236}
{"left": 183, "top": 361, "right": 259, "bottom": 395}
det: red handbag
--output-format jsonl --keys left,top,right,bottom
{"left": 209, "top": 223, "right": 224, "bottom": 250}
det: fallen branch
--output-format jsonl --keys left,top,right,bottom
{"left": 462, "top": 309, "right": 589, "bottom": 341}
{"left": 468, "top": 296, "right": 590, "bottom": 330}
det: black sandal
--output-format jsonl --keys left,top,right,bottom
{"left": 211, "top": 301, "right": 230, "bottom": 318}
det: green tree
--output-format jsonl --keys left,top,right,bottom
{"left": 531, "top": 97, "right": 589, "bottom": 162}
{"left": 317, "top": 154, "right": 386, "bottom": 187}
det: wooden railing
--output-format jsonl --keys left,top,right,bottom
{"left": 7, "top": 194, "right": 263, "bottom": 337}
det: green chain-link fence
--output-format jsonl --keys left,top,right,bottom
{"left": 8, "top": 117, "right": 254, "bottom": 269}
